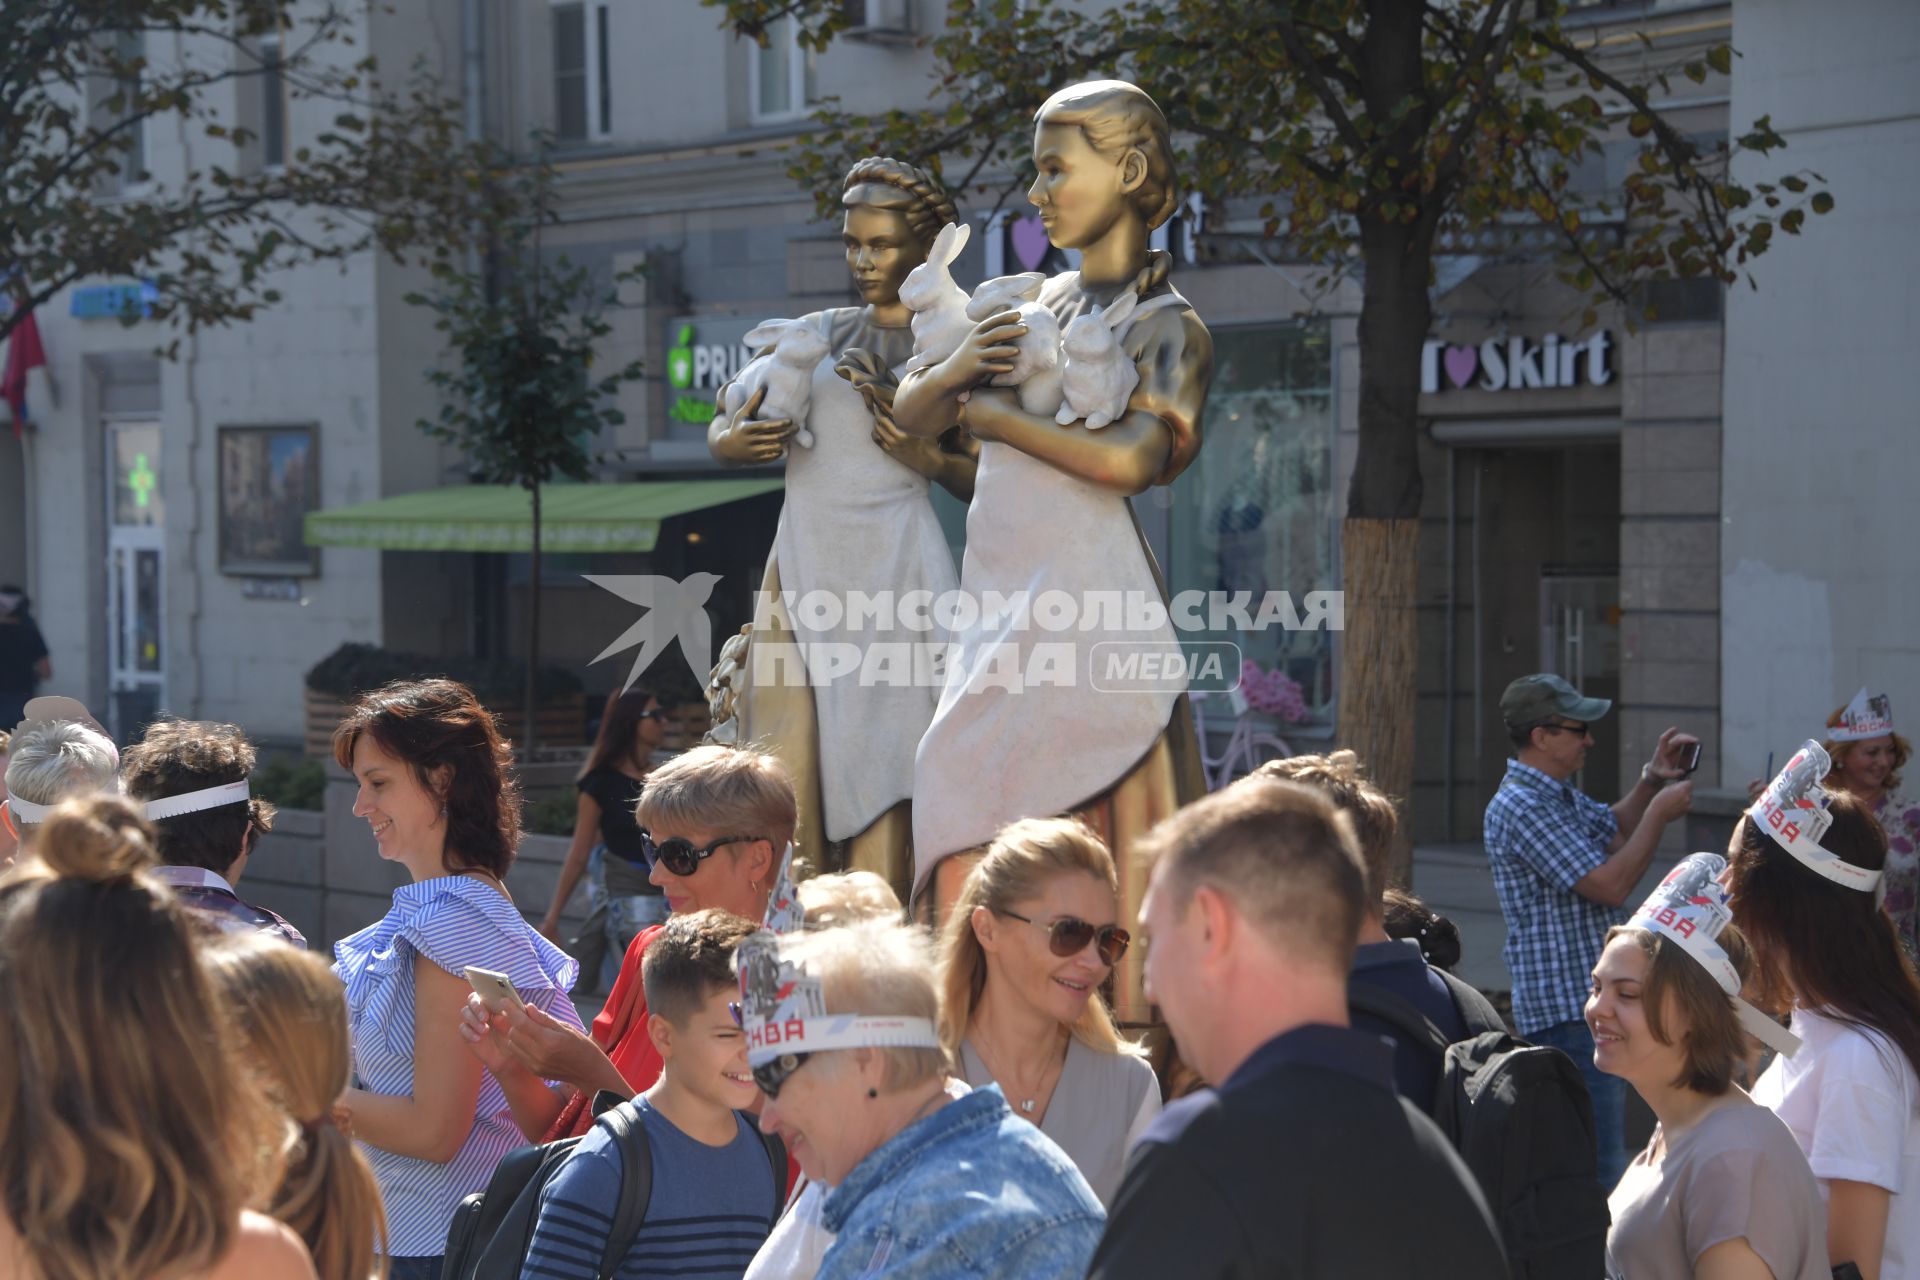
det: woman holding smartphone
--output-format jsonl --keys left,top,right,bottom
{"left": 331, "top": 679, "right": 584, "bottom": 1280}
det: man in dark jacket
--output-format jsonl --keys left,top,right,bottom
{"left": 1087, "top": 779, "right": 1509, "bottom": 1280}
{"left": 0, "top": 586, "right": 50, "bottom": 731}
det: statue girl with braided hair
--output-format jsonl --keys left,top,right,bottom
{"left": 706, "top": 157, "right": 977, "bottom": 897}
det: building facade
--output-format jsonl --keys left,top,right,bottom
{"left": 4, "top": 0, "right": 1913, "bottom": 860}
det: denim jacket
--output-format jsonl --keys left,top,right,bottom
{"left": 819, "top": 1084, "right": 1105, "bottom": 1279}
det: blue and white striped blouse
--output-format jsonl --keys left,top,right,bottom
{"left": 334, "top": 875, "right": 583, "bottom": 1257}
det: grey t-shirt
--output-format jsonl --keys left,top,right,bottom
{"left": 959, "top": 1035, "right": 1161, "bottom": 1206}
{"left": 1606, "top": 1096, "right": 1828, "bottom": 1280}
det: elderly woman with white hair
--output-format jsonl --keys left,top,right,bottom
{"left": 2, "top": 718, "right": 120, "bottom": 853}
{"left": 748, "top": 919, "right": 1104, "bottom": 1280}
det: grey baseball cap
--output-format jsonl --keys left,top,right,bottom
{"left": 1500, "top": 673, "right": 1612, "bottom": 729}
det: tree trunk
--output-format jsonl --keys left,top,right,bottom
{"left": 525, "top": 482, "right": 541, "bottom": 757}
{"left": 1339, "top": 199, "right": 1436, "bottom": 885}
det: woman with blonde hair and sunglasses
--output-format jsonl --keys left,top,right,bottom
{"left": 936, "top": 816, "right": 1161, "bottom": 1204}
{"left": 203, "top": 932, "right": 390, "bottom": 1280}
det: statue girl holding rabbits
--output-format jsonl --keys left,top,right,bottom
{"left": 705, "top": 157, "right": 976, "bottom": 897}
{"left": 892, "top": 80, "right": 1215, "bottom": 1022}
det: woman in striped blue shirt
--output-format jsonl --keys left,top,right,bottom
{"left": 331, "top": 680, "right": 585, "bottom": 1280}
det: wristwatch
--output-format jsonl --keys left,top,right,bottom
{"left": 1640, "top": 763, "right": 1664, "bottom": 788}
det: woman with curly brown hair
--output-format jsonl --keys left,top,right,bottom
{"left": 330, "top": 678, "right": 583, "bottom": 1280}
{"left": 0, "top": 794, "right": 315, "bottom": 1280}
{"left": 1819, "top": 689, "right": 1920, "bottom": 958}
{"left": 707, "top": 156, "right": 975, "bottom": 895}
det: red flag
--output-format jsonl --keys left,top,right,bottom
{"left": 2, "top": 308, "right": 48, "bottom": 437}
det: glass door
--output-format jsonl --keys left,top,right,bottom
{"left": 106, "top": 421, "right": 164, "bottom": 741}
{"left": 1539, "top": 570, "right": 1621, "bottom": 798}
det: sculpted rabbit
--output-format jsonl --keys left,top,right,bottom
{"left": 1055, "top": 290, "right": 1140, "bottom": 430}
{"left": 966, "top": 272, "right": 1063, "bottom": 418}
{"left": 901, "top": 221, "right": 973, "bottom": 372}
{"left": 729, "top": 318, "right": 831, "bottom": 449}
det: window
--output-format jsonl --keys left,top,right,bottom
{"left": 259, "top": 34, "right": 286, "bottom": 169}
{"left": 95, "top": 27, "right": 146, "bottom": 189}
{"left": 1168, "top": 322, "right": 1338, "bottom": 728}
{"left": 553, "top": 3, "right": 610, "bottom": 143}
{"left": 553, "top": 3, "right": 587, "bottom": 141}
{"left": 750, "top": 14, "right": 817, "bottom": 123}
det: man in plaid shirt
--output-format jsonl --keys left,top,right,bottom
{"left": 1484, "top": 673, "right": 1695, "bottom": 1188}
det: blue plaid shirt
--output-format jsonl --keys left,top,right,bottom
{"left": 1483, "top": 759, "right": 1623, "bottom": 1035}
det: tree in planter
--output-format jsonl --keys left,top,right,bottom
{"left": 712, "top": 0, "right": 1830, "bottom": 870}
{"left": 408, "top": 152, "right": 644, "bottom": 754}
{"left": 4, "top": 0, "right": 505, "bottom": 346}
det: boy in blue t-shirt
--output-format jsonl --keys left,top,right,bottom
{"left": 521, "top": 910, "right": 779, "bottom": 1280}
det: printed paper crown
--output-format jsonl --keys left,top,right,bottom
{"left": 1829, "top": 687, "right": 1894, "bottom": 742}
{"left": 731, "top": 842, "right": 941, "bottom": 1070}
{"left": 1629, "top": 853, "right": 1800, "bottom": 1057}
{"left": 1747, "top": 740, "right": 1883, "bottom": 893}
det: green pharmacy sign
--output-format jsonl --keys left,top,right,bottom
{"left": 129, "top": 453, "right": 157, "bottom": 507}
{"left": 666, "top": 321, "right": 757, "bottom": 425}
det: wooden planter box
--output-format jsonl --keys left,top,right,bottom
{"left": 305, "top": 689, "right": 589, "bottom": 756}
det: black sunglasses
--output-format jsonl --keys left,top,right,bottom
{"left": 640, "top": 830, "right": 763, "bottom": 877}
{"left": 752, "top": 1052, "right": 812, "bottom": 1099}
{"left": 1537, "top": 720, "right": 1589, "bottom": 737}
{"left": 637, "top": 708, "right": 669, "bottom": 722}
{"left": 997, "top": 909, "right": 1130, "bottom": 966}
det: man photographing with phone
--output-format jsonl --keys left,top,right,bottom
{"left": 1483, "top": 673, "right": 1698, "bottom": 1189}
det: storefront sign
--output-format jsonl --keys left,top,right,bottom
{"left": 1420, "top": 331, "right": 1612, "bottom": 393}
{"left": 666, "top": 317, "right": 760, "bottom": 425}
{"left": 70, "top": 281, "right": 159, "bottom": 320}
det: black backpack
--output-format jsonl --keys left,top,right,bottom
{"left": 1349, "top": 977, "right": 1609, "bottom": 1279}
{"left": 441, "top": 1090, "right": 789, "bottom": 1280}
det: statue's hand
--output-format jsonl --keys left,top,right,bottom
{"left": 710, "top": 385, "right": 797, "bottom": 464}
{"left": 940, "top": 311, "right": 1026, "bottom": 393}
{"left": 871, "top": 402, "right": 946, "bottom": 479}
{"left": 956, "top": 386, "right": 1018, "bottom": 444}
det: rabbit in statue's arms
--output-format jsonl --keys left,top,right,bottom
{"left": 1056, "top": 291, "right": 1139, "bottom": 431}
{"left": 723, "top": 318, "right": 831, "bottom": 449}
{"left": 965, "top": 273, "right": 1063, "bottom": 418}
{"left": 901, "top": 222, "right": 973, "bottom": 373}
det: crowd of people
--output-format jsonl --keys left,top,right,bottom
{"left": 0, "top": 669, "right": 1917, "bottom": 1279}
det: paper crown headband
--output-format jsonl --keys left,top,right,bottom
{"left": 732, "top": 841, "right": 940, "bottom": 1071}
{"left": 1747, "top": 741, "right": 1883, "bottom": 893}
{"left": 1629, "top": 853, "right": 1801, "bottom": 1058}
{"left": 1828, "top": 687, "right": 1894, "bottom": 742}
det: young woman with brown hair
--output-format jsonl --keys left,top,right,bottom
{"left": 0, "top": 795, "right": 314, "bottom": 1280}
{"left": 534, "top": 687, "right": 671, "bottom": 985}
{"left": 330, "top": 678, "right": 583, "bottom": 1279}
{"left": 1733, "top": 749, "right": 1920, "bottom": 1280}
{"left": 204, "top": 932, "right": 389, "bottom": 1280}
{"left": 1590, "top": 857, "right": 1827, "bottom": 1279}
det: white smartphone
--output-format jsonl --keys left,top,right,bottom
{"left": 464, "top": 966, "right": 527, "bottom": 1014}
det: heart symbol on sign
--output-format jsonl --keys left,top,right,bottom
{"left": 1443, "top": 345, "right": 1479, "bottom": 389}
{"left": 1010, "top": 215, "right": 1052, "bottom": 271}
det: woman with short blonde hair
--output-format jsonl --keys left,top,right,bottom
{"left": 936, "top": 817, "right": 1160, "bottom": 1205}
{"left": 0, "top": 795, "right": 314, "bottom": 1280}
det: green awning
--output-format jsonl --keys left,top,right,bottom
{"left": 303, "top": 479, "right": 783, "bottom": 553}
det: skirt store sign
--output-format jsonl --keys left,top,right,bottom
{"left": 1421, "top": 331, "right": 1613, "bottom": 394}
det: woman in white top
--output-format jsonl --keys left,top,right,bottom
{"left": 1730, "top": 775, "right": 1920, "bottom": 1280}
{"left": 1589, "top": 906, "right": 1827, "bottom": 1279}
{"left": 936, "top": 816, "right": 1161, "bottom": 1205}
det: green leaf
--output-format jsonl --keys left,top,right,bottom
{"left": 1811, "top": 192, "right": 1835, "bottom": 214}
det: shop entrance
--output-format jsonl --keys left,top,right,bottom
{"left": 105, "top": 420, "right": 165, "bottom": 741}
{"left": 1423, "top": 437, "right": 1622, "bottom": 839}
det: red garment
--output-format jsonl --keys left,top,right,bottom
{"left": 2, "top": 309, "right": 48, "bottom": 436}
{"left": 544, "top": 922, "right": 669, "bottom": 1142}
